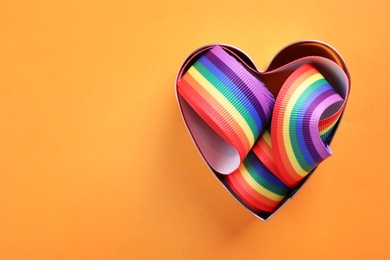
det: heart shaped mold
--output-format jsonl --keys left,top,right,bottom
{"left": 175, "top": 40, "right": 350, "bottom": 220}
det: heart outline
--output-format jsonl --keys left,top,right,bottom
{"left": 175, "top": 40, "right": 351, "bottom": 220}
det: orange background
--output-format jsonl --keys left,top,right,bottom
{"left": 1, "top": 0, "right": 389, "bottom": 259}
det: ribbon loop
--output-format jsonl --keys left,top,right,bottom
{"left": 271, "top": 64, "right": 344, "bottom": 187}
{"left": 178, "top": 46, "right": 274, "bottom": 174}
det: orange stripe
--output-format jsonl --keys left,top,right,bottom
{"left": 181, "top": 72, "right": 251, "bottom": 159}
{"left": 227, "top": 174, "right": 275, "bottom": 212}
{"left": 226, "top": 177, "right": 263, "bottom": 212}
{"left": 252, "top": 131, "right": 279, "bottom": 175}
{"left": 272, "top": 66, "right": 318, "bottom": 186}
{"left": 228, "top": 168, "right": 280, "bottom": 211}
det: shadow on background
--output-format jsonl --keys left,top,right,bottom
{"left": 153, "top": 76, "right": 258, "bottom": 235}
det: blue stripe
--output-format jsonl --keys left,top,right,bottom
{"left": 204, "top": 50, "right": 269, "bottom": 130}
{"left": 198, "top": 56, "right": 264, "bottom": 137}
{"left": 293, "top": 83, "right": 333, "bottom": 169}
{"left": 246, "top": 152, "right": 290, "bottom": 191}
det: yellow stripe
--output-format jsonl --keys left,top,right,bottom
{"left": 188, "top": 66, "right": 255, "bottom": 146}
{"left": 240, "top": 164, "right": 284, "bottom": 201}
{"left": 320, "top": 119, "right": 338, "bottom": 136}
{"left": 262, "top": 130, "right": 271, "bottom": 147}
{"left": 282, "top": 72, "right": 323, "bottom": 176}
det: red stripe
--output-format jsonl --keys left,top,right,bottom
{"left": 271, "top": 65, "right": 317, "bottom": 187}
{"left": 252, "top": 137, "right": 279, "bottom": 176}
{"left": 226, "top": 176, "right": 263, "bottom": 212}
{"left": 319, "top": 102, "right": 344, "bottom": 129}
{"left": 178, "top": 73, "right": 250, "bottom": 159}
{"left": 227, "top": 169, "right": 279, "bottom": 212}
{"left": 231, "top": 169, "right": 280, "bottom": 208}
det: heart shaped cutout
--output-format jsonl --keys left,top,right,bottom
{"left": 175, "top": 41, "right": 350, "bottom": 220}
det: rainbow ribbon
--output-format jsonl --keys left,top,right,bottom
{"left": 177, "top": 45, "right": 348, "bottom": 213}
{"left": 177, "top": 46, "right": 274, "bottom": 174}
{"left": 270, "top": 64, "right": 345, "bottom": 187}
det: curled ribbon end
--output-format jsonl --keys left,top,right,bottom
{"left": 271, "top": 64, "right": 345, "bottom": 187}
{"left": 177, "top": 45, "right": 274, "bottom": 175}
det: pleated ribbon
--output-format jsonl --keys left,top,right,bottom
{"left": 177, "top": 45, "right": 348, "bottom": 213}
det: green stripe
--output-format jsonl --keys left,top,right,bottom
{"left": 289, "top": 78, "right": 328, "bottom": 171}
{"left": 244, "top": 157, "right": 289, "bottom": 196}
{"left": 320, "top": 127, "right": 333, "bottom": 141}
{"left": 193, "top": 61, "right": 259, "bottom": 139}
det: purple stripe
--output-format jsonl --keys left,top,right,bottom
{"left": 300, "top": 88, "right": 336, "bottom": 165}
{"left": 305, "top": 93, "right": 344, "bottom": 160}
{"left": 206, "top": 47, "right": 274, "bottom": 125}
{"left": 211, "top": 47, "right": 275, "bottom": 115}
